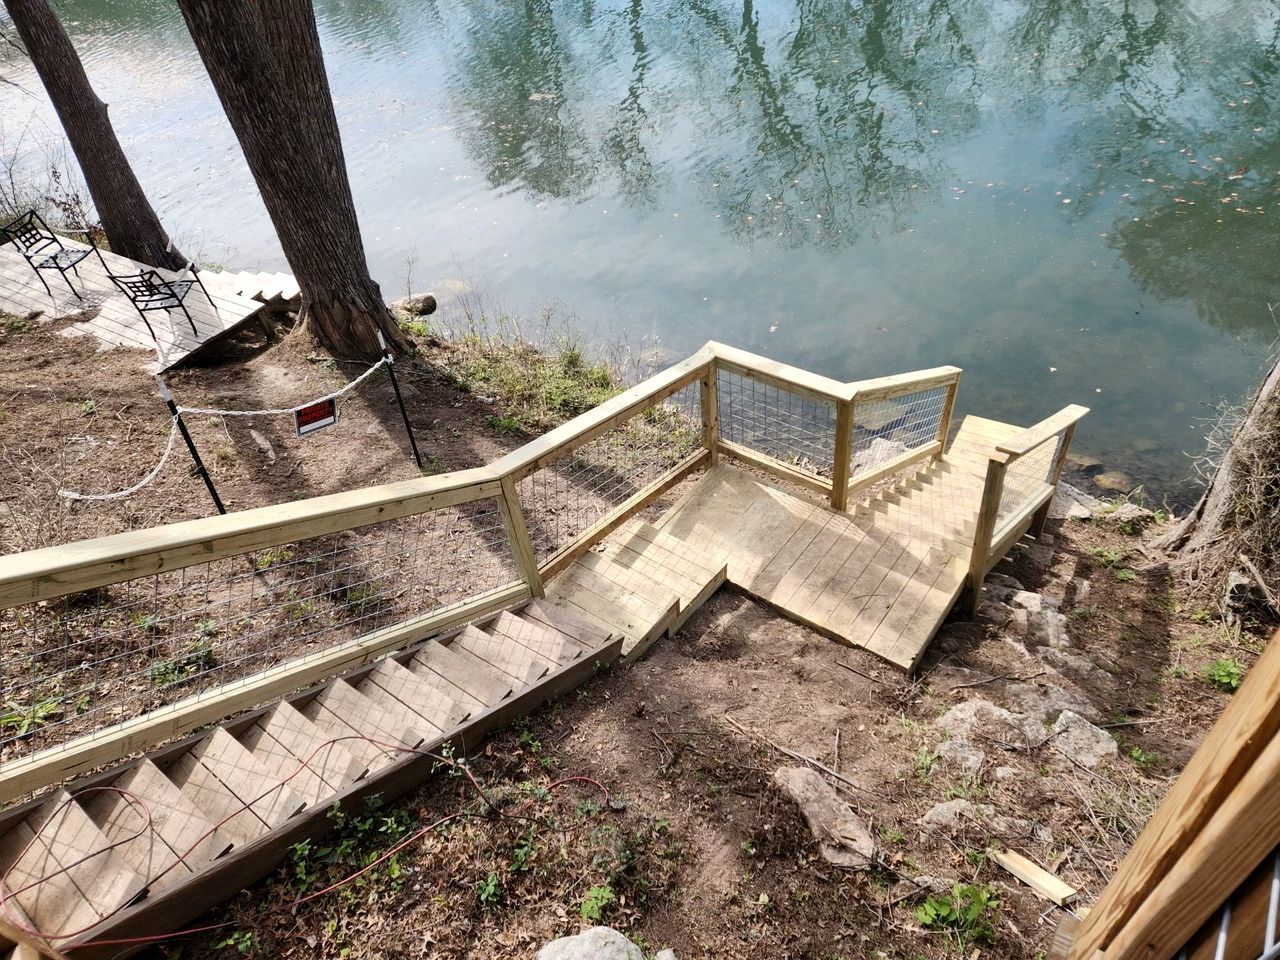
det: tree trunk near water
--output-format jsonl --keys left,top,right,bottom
{"left": 3, "top": 0, "right": 185, "bottom": 269}
{"left": 174, "top": 0, "right": 411, "bottom": 359}
{"left": 1154, "top": 352, "right": 1280, "bottom": 606}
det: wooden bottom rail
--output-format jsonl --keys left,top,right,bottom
{"left": 0, "top": 583, "right": 530, "bottom": 804}
{"left": 717, "top": 440, "right": 833, "bottom": 496}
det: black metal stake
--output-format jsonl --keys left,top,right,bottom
{"left": 156, "top": 376, "right": 226, "bottom": 515}
{"left": 379, "top": 331, "right": 424, "bottom": 472}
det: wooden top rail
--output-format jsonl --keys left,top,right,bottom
{"left": 704, "top": 341, "right": 853, "bottom": 403}
{"left": 488, "top": 347, "right": 714, "bottom": 481}
{"left": 849, "top": 366, "right": 963, "bottom": 403}
{"left": 997, "top": 404, "right": 1090, "bottom": 459}
{"left": 0, "top": 467, "right": 501, "bottom": 608}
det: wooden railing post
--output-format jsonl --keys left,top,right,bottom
{"left": 965, "top": 454, "right": 1007, "bottom": 616}
{"left": 498, "top": 475, "right": 544, "bottom": 597}
{"left": 830, "top": 398, "right": 854, "bottom": 511}
{"left": 936, "top": 373, "right": 961, "bottom": 461}
{"left": 700, "top": 360, "right": 719, "bottom": 466}
{"left": 1031, "top": 422, "right": 1077, "bottom": 538}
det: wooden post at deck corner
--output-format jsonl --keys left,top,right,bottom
{"left": 830, "top": 398, "right": 854, "bottom": 512}
{"left": 498, "top": 475, "right": 544, "bottom": 597}
{"left": 936, "top": 373, "right": 961, "bottom": 461}
{"left": 1031, "top": 420, "right": 1078, "bottom": 539}
{"left": 700, "top": 361, "right": 719, "bottom": 466}
{"left": 0, "top": 916, "right": 68, "bottom": 960}
{"left": 965, "top": 455, "right": 1007, "bottom": 616}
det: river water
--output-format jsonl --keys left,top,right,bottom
{"left": 2, "top": 0, "right": 1278, "bottom": 500}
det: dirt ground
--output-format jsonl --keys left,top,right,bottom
{"left": 0, "top": 312, "right": 1266, "bottom": 960}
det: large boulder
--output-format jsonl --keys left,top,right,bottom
{"left": 537, "top": 928, "right": 644, "bottom": 960}
{"left": 919, "top": 799, "right": 1050, "bottom": 842}
{"left": 390, "top": 292, "right": 438, "bottom": 316}
{"left": 1004, "top": 682, "right": 1100, "bottom": 725}
{"left": 936, "top": 699, "right": 1048, "bottom": 749}
{"left": 934, "top": 740, "right": 985, "bottom": 777}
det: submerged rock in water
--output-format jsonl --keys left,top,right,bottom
{"left": 1093, "top": 471, "right": 1134, "bottom": 493}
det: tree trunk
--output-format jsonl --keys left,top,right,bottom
{"left": 3, "top": 0, "right": 185, "bottom": 269}
{"left": 174, "top": 0, "right": 411, "bottom": 359}
{"left": 1154, "top": 352, "right": 1280, "bottom": 602}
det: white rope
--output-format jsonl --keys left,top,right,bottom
{"left": 176, "top": 356, "right": 391, "bottom": 418}
{"left": 59, "top": 418, "right": 181, "bottom": 501}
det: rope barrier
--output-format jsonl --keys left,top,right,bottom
{"left": 57, "top": 357, "right": 392, "bottom": 502}
{"left": 176, "top": 356, "right": 391, "bottom": 417}
{"left": 58, "top": 418, "right": 181, "bottom": 502}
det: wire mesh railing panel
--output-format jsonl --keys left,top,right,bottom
{"left": 849, "top": 384, "right": 948, "bottom": 485}
{"left": 995, "top": 433, "right": 1063, "bottom": 531}
{"left": 716, "top": 369, "right": 836, "bottom": 478}
{"left": 0, "top": 497, "right": 521, "bottom": 763}
{"left": 517, "top": 382, "right": 703, "bottom": 564}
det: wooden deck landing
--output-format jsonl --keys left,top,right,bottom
{"left": 545, "top": 415, "right": 1031, "bottom": 671}
{"left": 0, "top": 242, "right": 268, "bottom": 370}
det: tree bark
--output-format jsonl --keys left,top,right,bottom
{"left": 2, "top": 0, "right": 185, "bottom": 269}
{"left": 1154, "top": 352, "right": 1280, "bottom": 601}
{"left": 174, "top": 0, "right": 411, "bottom": 359}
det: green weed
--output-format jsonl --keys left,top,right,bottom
{"left": 914, "top": 882, "right": 1000, "bottom": 946}
{"left": 1115, "top": 568, "right": 1138, "bottom": 583}
{"left": 1203, "top": 658, "right": 1245, "bottom": 691}
{"left": 579, "top": 883, "right": 617, "bottom": 921}
{"left": 0, "top": 697, "right": 62, "bottom": 736}
{"left": 148, "top": 640, "right": 215, "bottom": 687}
{"left": 1089, "top": 547, "right": 1126, "bottom": 567}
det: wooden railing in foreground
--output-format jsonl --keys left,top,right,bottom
{"left": 1053, "top": 628, "right": 1280, "bottom": 960}
{"left": 0, "top": 342, "right": 982, "bottom": 801}
{"left": 965, "top": 404, "right": 1089, "bottom": 613}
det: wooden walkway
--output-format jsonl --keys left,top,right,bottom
{"left": 546, "top": 415, "right": 1030, "bottom": 671}
{"left": 0, "top": 243, "right": 268, "bottom": 370}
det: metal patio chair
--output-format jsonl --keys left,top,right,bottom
{"left": 105, "top": 262, "right": 219, "bottom": 343}
{"left": 0, "top": 209, "right": 95, "bottom": 301}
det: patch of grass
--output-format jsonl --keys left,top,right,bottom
{"left": 579, "top": 882, "right": 617, "bottom": 921}
{"left": 444, "top": 337, "right": 620, "bottom": 433}
{"left": 399, "top": 318, "right": 432, "bottom": 338}
{"left": 1115, "top": 568, "right": 1138, "bottom": 583}
{"left": 0, "top": 697, "right": 62, "bottom": 736}
{"left": 79, "top": 399, "right": 97, "bottom": 417}
{"left": 914, "top": 748, "right": 939, "bottom": 780}
{"left": 484, "top": 413, "right": 523, "bottom": 434}
{"left": 1203, "top": 657, "right": 1245, "bottom": 691}
{"left": 254, "top": 547, "right": 294, "bottom": 570}
{"left": 914, "top": 882, "right": 1000, "bottom": 947}
{"left": 0, "top": 312, "right": 34, "bottom": 334}
{"left": 1089, "top": 546, "right": 1126, "bottom": 567}
{"left": 148, "top": 640, "right": 215, "bottom": 687}
{"left": 1128, "top": 745, "right": 1159, "bottom": 772}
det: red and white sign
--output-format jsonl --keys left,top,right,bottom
{"left": 295, "top": 398, "right": 339, "bottom": 436}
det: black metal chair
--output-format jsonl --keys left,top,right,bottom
{"left": 105, "top": 265, "right": 218, "bottom": 342}
{"left": 0, "top": 210, "right": 95, "bottom": 300}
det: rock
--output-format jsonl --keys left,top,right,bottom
{"left": 1068, "top": 577, "right": 1092, "bottom": 604}
{"left": 537, "top": 928, "right": 643, "bottom": 960}
{"left": 391, "top": 292, "right": 438, "bottom": 316}
{"left": 1027, "top": 608, "right": 1071, "bottom": 649}
{"left": 934, "top": 740, "right": 984, "bottom": 777}
{"left": 911, "top": 874, "right": 952, "bottom": 893}
{"left": 1009, "top": 591, "right": 1059, "bottom": 614}
{"left": 851, "top": 437, "right": 909, "bottom": 474}
{"left": 1049, "top": 481, "right": 1104, "bottom": 520}
{"left": 1094, "top": 471, "right": 1134, "bottom": 494}
{"left": 655, "top": 951, "right": 679, "bottom": 960}
{"left": 919, "top": 800, "right": 1049, "bottom": 842}
{"left": 1052, "top": 710, "right": 1118, "bottom": 768}
{"left": 1005, "top": 682, "right": 1101, "bottom": 725}
{"left": 986, "top": 572, "right": 1026, "bottom": 591}
{"left": 1098, "top": 502, "right": 1157, "bottom": 532}
{"left": 977, "top": 599, "right": 1015, "bottom": 627}
{"left": 936, "top": 699, "right": 1048, "bottom": 749}
{"left": 1007, "top": 607, "right": 1030, "bottom": 637}
{"left": 248, "top": 429, "right": 276, "bottom": 464}
{"left": 1014, "top": 541, "right": 1056, "bottom": 571}
{"left": 994, "top": 766, "right": 1018, "bottom": 782}
{"left": 773, "top": 767, "right": 875, "bottom": 869}
{"left": 1067, "top": 452, "right": 1105, "bottom": 477}
{"left": 1036, "top": 647, "right": 1107, "bottom": 683}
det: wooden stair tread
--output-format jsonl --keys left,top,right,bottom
{"left": 489, "top": 611, "right": 585, "bottom": 666}
{"left": 572, "top": 552, "right": 681, "bottom": 611}
{"left": 0, "top": 822, "right": 97, "bottom": 939}
{"left": 360, "top": 660, "right": 468, "bottom": 735}
{"left": 83, "top": 760, "right": 231, "bottom": 892}
{"left": 399, "top": 654, "right": 489, "bottom": 714}
{"left": 409, "top": 641, "right": 513, "bottom": 705}
{"left": 450, "top": 625, "right": 550, "bottom": 686}
{"left": 239, "top": 702, "right": 367, "bottom": 807}
{"left": 521, "top": 599, "right": 614, "bottom": 650}
{"left": 310, "top": 680, "right": 427, "bottom": 755}
{"left": 296, "top": 693, "right": 404, "bottom": 774}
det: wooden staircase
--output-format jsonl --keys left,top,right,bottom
{"left": 201, "top": 269, "right": 301, "bottom": 306}
{"left": 0, "top": 603, "right": 620, "bottom": 958}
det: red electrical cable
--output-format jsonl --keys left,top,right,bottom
{"left": 0, "top": 732, "right": 609, "bottom": 952}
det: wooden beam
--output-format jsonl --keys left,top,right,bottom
{"left": 936, "top": 373, "right": 962, "bottom": 460}
{"left": 539, "top": 449, "right": 710, "bottom": 582}
{"left": 847, "top": 441, "right": 943, "bottom": 497}
{"left": 964, "top": 456, "right": 1007, "bottom": 615}
{"left": 991, "top": 848, "right": 1077, "bottom": 905}
{"left": 1070, "top": 627, "right": 1280, "bottom": 960}
{"left": 701, "top": 362, "right": 720, "bottom": 467}
{"left": 497, "top": 475, "right": 544, "bottom": 597}
{"left": 849, "top": 366, "right": 963, "bottom": 402}
{"left": 0, "top": 582, "right": 528, "bottom": 804}
{"left": 0, "top": 470, "right": 501, "bottom": 608}
{"left": 997, "top": 405, "right": 1090, "bottom": 458}
{"left": 717, "top": 440, "right": 834, "bottom": 496}
{"left": 830, "top": 399, "right": 854, "bottom": 511}
{"left": 1032, "top": 420, "right": 1078, "bottom": 537}
{"left": 0, "top": 917, "right": 66, "bottom": 960}
{"left": 703, "top": 341, "right": 853, "bottom": 403}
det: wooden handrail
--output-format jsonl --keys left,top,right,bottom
{"left": 0, "top": 467, "right": 501, "bottom": 608}
{"left": 849, "top": 365, "right": 963, "bottom": 402}
{"left": 997, "top": 404, "right": 1090, "bottom": 458}
{"left": 704, "top": 341, "right": 853, "bottom": 403}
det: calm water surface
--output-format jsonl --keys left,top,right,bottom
{"left": 3, "top": 0, "right": 1278, "bottom": 500}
